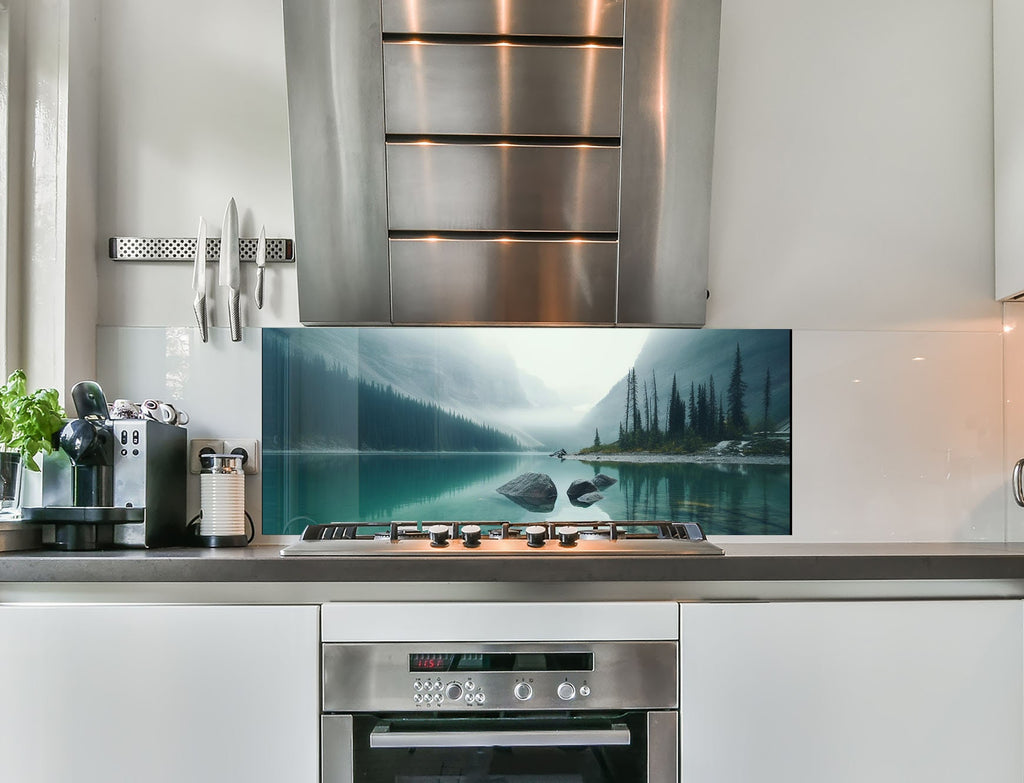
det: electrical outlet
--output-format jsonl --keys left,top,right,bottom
{"left": 189, "top": 439, "right": 224, "bottom": 474}
{"left": 223, "top": 438, "right": 260, "bottom": 475}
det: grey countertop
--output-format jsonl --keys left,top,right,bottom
{"left": 3, "top": 542, "right": 1024, "bottom": 584}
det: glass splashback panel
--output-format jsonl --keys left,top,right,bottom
{"left": 262, "top": 328, "right": 791, "bottom": 535}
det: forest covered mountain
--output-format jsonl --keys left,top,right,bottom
{"left": 263, "top": 328, "right": 792, "bottom": 454}
{"left": 266, "top": 328, "right": 555, "bottom": 412}
{"left": 264, "top": 330, "right": 522, "bottom": 452}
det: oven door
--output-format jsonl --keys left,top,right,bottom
{"left": 323, "top": 711, "right": 677, "bottom": 783}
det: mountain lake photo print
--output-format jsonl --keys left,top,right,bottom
{"left": 262, "top": 328, "right": 792, "bottom": 536}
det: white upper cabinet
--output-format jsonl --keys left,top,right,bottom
{"left": 996, "top": 0, "right": 1024, "bottom": 299}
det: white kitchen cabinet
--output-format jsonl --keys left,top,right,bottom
{"left": 996, "top": 0, "right": 1024, "bottom": 299}
{"left": 0, "top": 604, "right": 319, "bottom": 783}
{"left": 679, "top": 601, "right": 1023, "bottom": 783}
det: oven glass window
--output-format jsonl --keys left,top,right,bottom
{"left": 350, "top": 713, "right": 648, "bottom": 783}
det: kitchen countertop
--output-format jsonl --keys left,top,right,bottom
{"left": 3, "top": 542, "right": 1024, "bottom": 603}
{"left": 3, "top": 541, "right": 1024, "bottom": 582}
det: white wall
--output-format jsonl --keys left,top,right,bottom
{"left": 91, "top": 0, "right": 1004, "bottom": 542}
{"left": 96, "top": 0, "right": 297, "bottom": 328}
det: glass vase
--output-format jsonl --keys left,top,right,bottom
{"left": 0, "top": 451, "right": 23, "bottom": 518}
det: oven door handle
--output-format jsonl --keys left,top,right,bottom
{"left": 369, "top": 723, "right": 631, "bottom": 749}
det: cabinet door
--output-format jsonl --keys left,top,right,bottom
{"left": 996, "top": 0, "right": 1024, "bottom": 299}
{"left": 0, "top": 604, "right": 319, "bottom": 783}
{"left": 680, "top": 601, "right": 1023, "bottom": 783}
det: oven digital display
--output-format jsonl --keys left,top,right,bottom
{"left": 409, "top": 652, "right": 594, "bottom": 673}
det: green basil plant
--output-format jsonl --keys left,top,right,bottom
{"left": 0, "top": 370, "right": 65, "bottom": 471}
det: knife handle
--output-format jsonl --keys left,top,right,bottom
{"left": 255, "top": 267, "right": 265, "bottom": 310}
{"left": 193, "top": 294, "right": 209, "bottom": 343}
{"left": 229, "top": 289, "right": 241, "bottom": 342}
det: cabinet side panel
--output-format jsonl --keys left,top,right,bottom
{"left": 284, "top": 0, "right": 391, "bottom": 324}
{"left": 995, "top": 0, "right": 1024, "bottom": 300}
{"left": 617, "top": 0, "right": 721, "bottom": 325}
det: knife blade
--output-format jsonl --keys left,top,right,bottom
{"left": 254, "top": 224, "right": 266, "bottom": 310}
{"left": 192, "top": 217, "right": 209, "bottom": 342}
{"left": 219, "top": 197, "right": 241, "bottom": 342}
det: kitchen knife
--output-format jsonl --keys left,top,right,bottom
{"left": 192, "top": 216, "right": 209, "bottom": 342}
{"left": 254, "top": 224, "right": 266, "bottom": 310}
{"left": 219, "top": 197, "right": 241, "bottom": 342}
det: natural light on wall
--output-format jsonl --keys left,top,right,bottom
{"left": 0, "top": 1, "right": 10, "bottom": 379}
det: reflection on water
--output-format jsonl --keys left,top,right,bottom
{"left": 263, "top": 453, "right": 790, "bottom": 536}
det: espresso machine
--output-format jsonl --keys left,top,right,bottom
{"left": 22, "top": 381, "right": 187, "bottom": 550}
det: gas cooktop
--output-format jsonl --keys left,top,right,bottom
{"left": 279, "top": 520, "right": 723, "bottom": 557}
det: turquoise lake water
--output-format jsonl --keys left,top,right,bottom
{"left": 262, "top": 452, "right": 790, "bottom": 536}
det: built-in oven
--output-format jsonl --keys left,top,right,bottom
{"left": 322, "top": 640, "right": 678, "bottom": 782}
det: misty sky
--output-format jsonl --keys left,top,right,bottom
{"left": 470, "top": 328, "right": 651, "bottom": 409}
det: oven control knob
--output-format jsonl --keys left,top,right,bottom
{"left": 461, "top": 524, "right": 482, "bottom": 547}
{"left": 445, "top": 682, "right": 464, "bottom": 701}
{"left": 427, "top": 524, "right": 450, "bottom": 547}
{"left": 513, "top": 682, "right": 533, "bottom": 701}
{"left": 525, "top": 525, "right": 547, "bottom": 548}
{"left": 579, "top": 685, "right": 591, "bottom": 697}
{"left": 556, "top": 526, "right": 579, "bottom": 546}
{"left": 557, "top": 682, "right": 576, "bottom": 701}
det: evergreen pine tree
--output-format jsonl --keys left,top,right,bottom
{"left": 667, "top": 374, "right": 683, "bottom": 439}
{"left": 651, "top": 373, "right": 660, "bottom": 438}
{"left": 727, "top": 343, "right": 748, "bottom": 434}
{"left": 696, "top": 383, "right": 708, "bottom": 441}
{"left": 762, "top": 367, "right": 772, "bottom": 435}
{"left": 623, "top": 369, "right": 633, "bottom": 437}
{"left": 631, "top": 369, "right": 642, "bottom": 435}
{"left": 719, "top": 392, "right": 726, "bottom": 438}
{"left": 642, "top": 379, "right": 651, "bottom": 436}
{"left": 708, "top": 376, "right": 717, "bottom": 440}
{"left": 594, "top": 428, "right": 601, "bottom": 448}
{"left": 689, "top": 381, "right": 697, "bottom": 433}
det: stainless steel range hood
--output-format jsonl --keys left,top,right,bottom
{"left": 283, "top": 0, "right": 721, "bottom": 326}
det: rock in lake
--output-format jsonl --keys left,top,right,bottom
{"left": 572, "top": 491, "right": 603, "bottom": 507}
{"left": 497, "top": 472, "right": 558, "bottom": 510}
{"left": 566, "top": 478, "right": 598, "bottom": 501}
{"left": 591, "top": 473, "right": 617, "bottom": 489}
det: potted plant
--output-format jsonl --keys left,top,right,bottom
{"left": 0, "top": 370, "right": 65, "bottom": 515}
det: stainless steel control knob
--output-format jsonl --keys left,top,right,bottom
{"left": 556, "top": 526, "right": 579, "bottom": 546}
{"left": 513, "top": 682, "right": 533, "bottom": 701}
{"left": 445, "top": 682, "right": 464, "bottom": 701}
{"left": 427, "top": 524, "right": 450, "bottom": 547}
{"left": 556, "top": 682, "right": 576, "bottom": 701}
{"left": 525, "top": 525, "right": 547, "bottom": 548}
{"left": 461, "top": 524, "right": 482, "bottom": 547}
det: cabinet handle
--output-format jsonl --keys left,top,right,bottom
{"left": 1013, "top": 459, "right": 1024, "bottom": 507}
